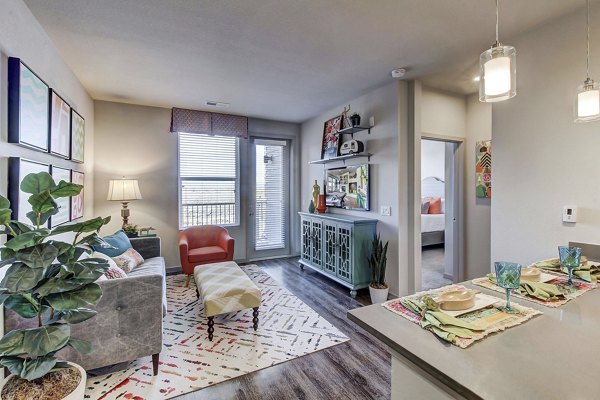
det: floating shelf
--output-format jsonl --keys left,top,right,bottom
{"left": 309, "top": 153, "right": 373, "bottom": 165}
{"left": 334, "top": 125, "right": 372, "bottom": 136}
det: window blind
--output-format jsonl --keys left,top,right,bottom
{"left": 178, "top": 133, "right": 239, "bottom": 228}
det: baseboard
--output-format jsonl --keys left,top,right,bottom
{"left": 443, "top": 273, "right": 453, "bottom": 280}
{"left": 166, "top": 265, "right": 183, "bottom": 276}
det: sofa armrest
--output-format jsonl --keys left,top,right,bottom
{"left": 130, "top": 237, "right": 161, "bottom": 259}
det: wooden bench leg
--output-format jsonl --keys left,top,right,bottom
{"left": 207, "top": 316, "right": 215, "bottom": 341}
{"left": 152, "top": 353, "right": 160, "bottom": 376}
{"left": 252, "top": 307, "right": 259, "bottom": 331}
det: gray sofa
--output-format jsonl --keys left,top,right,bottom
{"left": 4, "top": 237, "right": 166, "bottom": 374}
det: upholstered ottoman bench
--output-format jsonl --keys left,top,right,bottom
{"left": 194, "top": 261, "right": 262, "bottom": 341}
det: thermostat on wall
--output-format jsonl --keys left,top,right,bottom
{"left": 563, "top": 206, "right": 577, "bottom": 223}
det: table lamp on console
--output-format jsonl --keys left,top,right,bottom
{"left": 107, "top": 177, "right": 143, "bottom": 228}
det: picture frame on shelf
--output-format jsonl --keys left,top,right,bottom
{"left": 8, "top": 158, "right": 50, "bottom": 225}
{"left": 7, "top": 57, "right": 50, "bottom": 152}
{"left": 71, "top": 109, "right": 85, "bottom": 163}
{"left": 70, "top": 170, "right": 85, "bottom": 220}
{"left": 49, "top": 89, "right": 71, "bottom": 159}
{"left": 321, "top": 115, "right": 343, "bottom": 160}
{"left": 50, "top": 165, "right": 72, "bottom": 227}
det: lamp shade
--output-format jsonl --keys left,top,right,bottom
{"left": 575, "top": 80, "right": 600, "bottom": 123}
{"left": 479, "top": 45, "right": 516, "bottom": 102}
{"left": 107, "top": 179, "right": 142, "bottom": 201}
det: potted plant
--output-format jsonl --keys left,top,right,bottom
{"left": 123, "top": 223, "right": 139, "bottom": 238}
{"left": 0, "top": 172, "right": 111, "bottom": 399}
{"left": 367, "top": 234, "right": 389, "bottom": 304}
{"left": 350, "top": 112, "right": 361, "bottom": 127}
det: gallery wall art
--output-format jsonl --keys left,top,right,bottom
{"left": 50, "top": 90, "right": 71, "bottom": 159}
{"left": 71, "top": 109, "right": 85, "bottom": 163}
{"left": 8, "top": 158, "right": 50, "bottom": 225}
{"left": 50, "top": 165, "right": 72, "bottom": 227}
{"left": 475, "top": 140, "right": 492, "bottom": 198}
{"left": 321, "top": 115, "right": 343, "bottom": 160}
{"left": 71, "top": 170, "right": 85, "bottom": 220}
{"left": 7, "top": 57, "right": 50, "bottom": 152}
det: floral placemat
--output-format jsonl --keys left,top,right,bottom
{"left": 382, "top": 285, "right": 542, "bottom": 349}
{"left": 472, "top": 273, "right": 595, "bottom": 308}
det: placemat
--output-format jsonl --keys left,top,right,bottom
{"left": 472, "top": 273, "right": 595, "bottom": 308}
{"left": 531, "top": 258, "right": 600, "bottom": 283}
{"left": 382, "top": 285, "right": 542, "bottom": 349}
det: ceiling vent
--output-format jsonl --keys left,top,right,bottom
{"left": 205, "top": 101, "right": 230, "bottom": 108}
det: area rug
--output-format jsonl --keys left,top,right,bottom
{"left": 85, "top": 265, "right": 349, "bottom": 399}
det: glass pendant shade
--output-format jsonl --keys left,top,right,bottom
{"left": 479, "top": 45, "right": 517, "bottom": 102}
{"left": 575, "top": 79, "right": 600, "bottom": 122}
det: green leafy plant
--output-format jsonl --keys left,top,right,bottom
{"left": 367, "top": 234, "right": 388, "bottom": 289}
{"left": 122, "top": 224, "right": 138, "bottom": 237}
{"left": 0, "top": 172, "right": 112, "bottom": 381}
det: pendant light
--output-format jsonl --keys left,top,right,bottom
{"left": 479, "top": 0, "right": 517, "bottom": 103}
{"left": 574, "top": 0, "right": 600, "bottom": 122}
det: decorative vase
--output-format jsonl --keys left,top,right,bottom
{"left": 350, "top": 114, "right": 361, "bottom": 127}
{"left": 0, "top": 362, "right": 86, "bottom": 400}
{"left": 316, "top": 194, "right": 327, "bottom": 214}
{"left": 312, "top": 180, "right": 320, "bottom": 208}
{"left": 369, "top": 285, "right": 389, "bottom": 304}
{"left": 308, "top": 200, "right": 315, "bottom": 214}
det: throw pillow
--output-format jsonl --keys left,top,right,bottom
{"left": 428, "top": 197, "right": 442, "bottom": 214}
{"left": 91, "top": 230, "right": 132, "bottom": 257}
{"left": 421, "top": 200, "right": 430, "bottom": 214}
{"left": 104, "top": 264, "right": 128, "bottom": 279}
{"left": 112, "top": 247, "right": 145, "bottom": 273}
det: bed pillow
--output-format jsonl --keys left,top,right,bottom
{"left": 91, "top": 230, "right": 132, "bottom": 257}
{"left": 428, "top": 197, "right": 442, "bottom": 214}
{"left": 421, "top": 201, "right": 430, "bottom": 214}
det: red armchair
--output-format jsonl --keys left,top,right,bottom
{"left": 178, "top": 226, "right": 235, "bottom": 287}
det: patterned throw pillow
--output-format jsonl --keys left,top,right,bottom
{"left": 112, "top": 248, "right": 145, "bottom": 273}
{"left": 92, "top": 252, "right": 127, "bottom": 280}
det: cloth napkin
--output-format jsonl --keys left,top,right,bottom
{"left": 400, "top": 296, "right": 484, "bottom": 344}
{"left": 487, "top": 274, "right": 566, "bottom": 302}
{"left": 535, "top": 259, "right": 600, "bottom": 283}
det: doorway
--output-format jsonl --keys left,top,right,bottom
{"left": 247, "top": 138, "right": 291, "bottom": 260}
{"left": 419, "top": 137, "right": 463, "bottom": 291}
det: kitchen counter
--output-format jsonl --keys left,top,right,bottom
{"left": 347, "top": 280, "right": 600, "bottom": 399}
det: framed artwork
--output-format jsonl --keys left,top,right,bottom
{"left": 321, "top": 115, "right": 343, "bottom": 160}
{"left": 71, "top": 109, "right": 85, "bottom": 163}
{"left": 50, "top": 165, "right": 72, "bottom": 227}
{"left": 50, "top": 90, "right": 71, "bottom": 159}
{"left": 71, "top": 170, "right": 85, "bottom": 220}
{"left": 8, "top": 158, "right": 50, "bottom": 225}
{"left": 7, "top": 57, "right": 50, "bottom": 152}
{"left": 476, "top": 140, "right": 492, "bottom": 198}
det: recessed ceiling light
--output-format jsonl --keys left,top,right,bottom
{"left": 205, "top": 101, "right": 230, "bottom": 108}
{"left": 391, "top": 68, "right": 406, "bottom": 79}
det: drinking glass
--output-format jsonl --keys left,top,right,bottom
{"left": 558, "top": 246, "right": 582, "bottom": 286}
{"left": 494, "top": 262, "right": 522, "bottom": 314}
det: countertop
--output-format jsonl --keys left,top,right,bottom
{"left": 347, "top": 280, "right": 600, "bottom": 399}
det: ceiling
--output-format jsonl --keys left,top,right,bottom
{"left": 24, "top": 0, "right": 591, "bottom": 122}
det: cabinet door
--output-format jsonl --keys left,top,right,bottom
{"left": 323, "top": 221, "right": 338, "bottom": 275}
{"left": 336, "top": 223, "right": 353, "bottom": 282}
{"left": 311, "top": 219, "right": 323, "bottom": 267}
{"left": 301, "top": 218, "right": 312, "bottom": 262}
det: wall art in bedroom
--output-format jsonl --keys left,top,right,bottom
{"left": 71, "top": 109, "right": 85, "bottom": 163}
{"left": 71, "top": 170, "right": 85, "bottom": 220}
{"left": 7, "top": 57, "right": 50, "bottom": 152}
{"left": 475, "top": 140, "right": 491, "bottom": 198}
{"left": 50, "top": 89, "right": 71, "bottom": 159}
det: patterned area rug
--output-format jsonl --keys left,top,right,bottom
{"left": 85, "top": 265, "right": 349, "bottom": 399}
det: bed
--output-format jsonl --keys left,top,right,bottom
{"left": 421, "top": 176, "right": 445, "bottom": 247}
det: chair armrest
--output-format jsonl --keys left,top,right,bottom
{"left": 219, "top": 234, "right": 235, "bottom": 260}
{"left": 130, "top": 237, "right": 161, "bottom": 259}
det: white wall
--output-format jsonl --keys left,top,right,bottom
{"left": 421, "top": 87, "right": 466, "bottom": 137}
{"left": 93, "top": 101, "right": 301, "bottom": 269}
{"left": 300, "top": 82, "right": 402, "bottom": 295}
{"left": 421, "top": 139, "right": 446, "bottom": 181}
{"left": 492, "top": 4, "right": 600, "bottom": 265}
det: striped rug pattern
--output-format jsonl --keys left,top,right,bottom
{"left": 85, "top": 265, "right": 349, "bottom": 399}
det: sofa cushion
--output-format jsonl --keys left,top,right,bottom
{"left": 92, "top": 230, "right": 132, "bottom": 257}
{"left": 127, "top": 257, "right": 167, "bottom": 316}
{"left": 188, "top": 246, "right": 227, "bottom": 263}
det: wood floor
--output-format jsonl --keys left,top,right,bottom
{"left": 177, "top": 257, "right": 391, "bottom": 400}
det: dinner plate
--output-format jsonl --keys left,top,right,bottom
{"left": 440, "top": 293, "right": 500, "bottom": 317}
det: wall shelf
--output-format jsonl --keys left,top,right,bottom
{"left": 308, "top": 153, "right": 372, "bottom": 165}
{"left": 334, "top": 125, "right": 372, "bottom": 137}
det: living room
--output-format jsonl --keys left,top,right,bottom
{"left": 2, "top": 1, "right": 600, "bottom": 399}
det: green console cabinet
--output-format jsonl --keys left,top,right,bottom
{"left": 299, "top": 212, "right": 378, "bottom": 298}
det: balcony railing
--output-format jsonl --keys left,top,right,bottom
{"left": 181, "top": 202, "right": 237, "bottom": 227}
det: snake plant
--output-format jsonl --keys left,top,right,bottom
{"left": 367, "top": 233, "right": 388, "bottom": 289}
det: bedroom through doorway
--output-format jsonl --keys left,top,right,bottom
{"left": 420, "top": 138, "right": 459, "bottom": 290}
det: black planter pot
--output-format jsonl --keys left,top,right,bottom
{"left": 350, "top": 115, "right": 361, "bottom": 127}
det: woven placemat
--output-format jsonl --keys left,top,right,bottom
{"left": 382, "top": 285, "right": 542, "bottom": 348}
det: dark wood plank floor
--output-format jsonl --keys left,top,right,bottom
{"left": 177, "top": 257, "right": 391, "bottom": 400}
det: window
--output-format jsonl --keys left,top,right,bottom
{"left": 178, "top": 133, "right": 239, "bottom": 228}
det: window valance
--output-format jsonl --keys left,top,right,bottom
{"left": 169, "top": 107, "right": 248, "bottom": 138}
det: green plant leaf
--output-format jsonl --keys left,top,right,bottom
{"left": 60, "top": 308, "right": 97, "bottom": 324}
{"left": 1, "top": 247, "right": 16, "bottom": 260}
{"left": 26, "top": 208, "right": 58, "bottom": 227}
{"left": 67, "top": 337, "right": 91, "bottom": 355}
{"left": 50, "top": 217, "right": 107, "bottom": 236}
{"left": 77, "top": 233, "right": 114, "bottom": 248}
{"left": 2, "top": 295, "right": 41, "bottom": 319}
{"left": 0, "top": 257, "right": 16, "bottom": 268}
{"left": 28, "top": 191, "right": 57, "bottom": 214}
{"left": 0, "top": 330, "right": 26, "bottom": 356}
{"left": 50, "top": 181, "right": 82, "bottom": 198}
{"left": 4, "top": 232, "right": 38, "bottom": 251}
{"left": 0, "top": 209, "right": 12, "bottom": 226}
{"left": 1, "top": 263, "right": 45, "bottom": 292}
{"left": 9, "top": 221, "right": 34, "bottom": 234}
{"left": 0, "top": 355, "right": 58, "bottom": 381}
{"left": 45, "top": 240, "right": 72, "bottom": 257}
{"left": 0, "top": 195, "right": 10, "bottom": 209}
{"left": 16, "top": 244, "right": 58, "bottom": 269}
{"left": 20, "top": 172, "right": 55, "bottom": 195}
{"left": 23, "top": 325, "right": 70, "bottom": 357}
{"left": 35, "top": 278, "right": 81, "bottom": 297}
{"left": 45, "top": 283, "right": 102, "bottom": 310}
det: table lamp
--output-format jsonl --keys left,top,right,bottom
{"left": 107, "top": 178, "right": 142, "bottom": 227}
